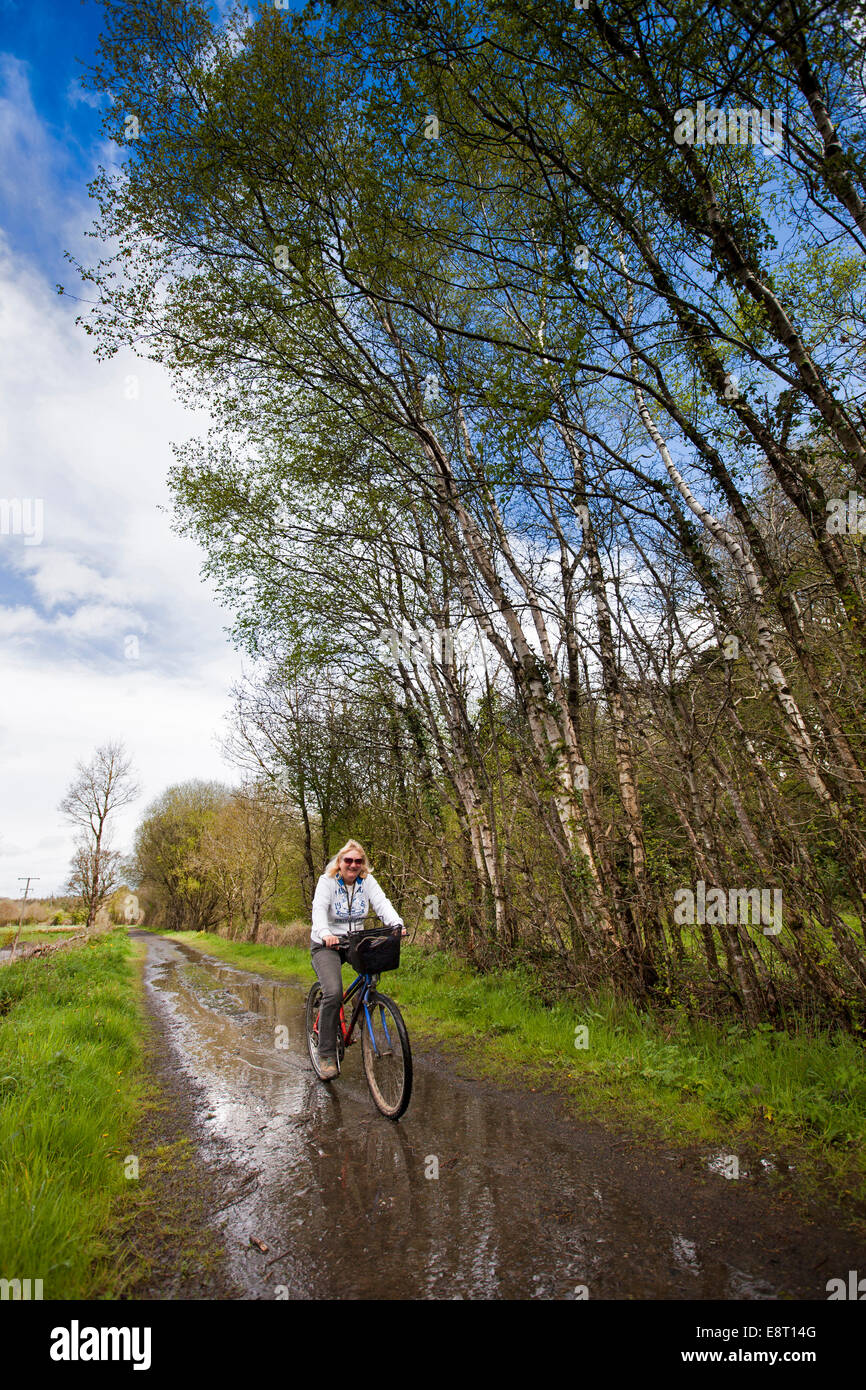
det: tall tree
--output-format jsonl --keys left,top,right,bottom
{"left": 59, "top": 741, "right": 139, "bottom": 929}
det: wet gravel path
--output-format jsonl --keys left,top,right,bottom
{"left": 132, "top": 930, "right": 866, "bottom": 1300}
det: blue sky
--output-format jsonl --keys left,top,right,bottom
{"left": 0, "top": 0, "right": 247, "bottom": 896}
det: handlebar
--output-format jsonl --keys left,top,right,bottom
{"left": 325, "top": 922, "right": 403, "bottom": 943}
{"left": 343, "top": 923, "right": 403, "bottom": 936}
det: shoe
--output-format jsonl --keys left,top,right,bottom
{"left": 318, "top": 1056, "right": 338, "bottom": 1080}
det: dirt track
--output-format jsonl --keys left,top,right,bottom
{"left": 127, "top": 930, "right": 866, "bottom": 1300}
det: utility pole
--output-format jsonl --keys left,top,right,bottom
{"left": 9, "top": 876, "right": 40, "bottom": 963}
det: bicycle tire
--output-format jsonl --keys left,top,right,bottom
{"left": 361, "top": 991, "right": 412, "bottom": 1119}
{"left": 305, "top": 982, "right": 326, "bottom": 1076}
{"left": 306, "top": 982, "right": 346, "bottom": 1078}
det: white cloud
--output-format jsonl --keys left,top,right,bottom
{"left": 0, "top": 62, "right": 247, "bottom": 896}
{"left": 0, "top": 604, "right": 48, "bottom": 637}
{"left": 16, "top": 553, "right": 130, "bottom": 608}
{"left": 65, "top": 79, "right": 103, "bottom": 111}
{"left": 54, "top": 601, "right": 143, "bottom": 639}
{"left": 0, "top": 649, "right": 242, "bottom": 895}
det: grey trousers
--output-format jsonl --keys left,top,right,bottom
{"left": 311, "top": 943, "right": 347, "bottom": 1058}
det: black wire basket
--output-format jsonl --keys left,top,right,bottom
{"left": 345, "top": 925, "right": 401, "bottom": 974}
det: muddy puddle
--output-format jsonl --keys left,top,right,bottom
{"left": 139, "top": 932, "right": 862, "bottom": 1300}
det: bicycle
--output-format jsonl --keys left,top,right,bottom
{"left": 305, "top": 923, "right": 413, "bottom": 1120}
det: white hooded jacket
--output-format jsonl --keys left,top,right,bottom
{"left": 310, "top": 871, "right": 402, "bottom": 947}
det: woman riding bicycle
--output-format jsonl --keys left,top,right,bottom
{"left": 310, "top": 839, "right": 405, "bottom": 1080}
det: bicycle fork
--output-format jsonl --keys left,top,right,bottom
{"left": 363, "top": 996, "right": 395, "bottom": 1057}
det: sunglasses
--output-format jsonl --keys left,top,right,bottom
{"left": 342, "top": 857, "right": 364, "bottom": 865}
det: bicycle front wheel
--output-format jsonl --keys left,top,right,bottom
{"left": 361, "top": 991, "right": 412, "bottom": 1119}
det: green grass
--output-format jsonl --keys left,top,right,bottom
{"left": 397, "top": 952, "right": 865, "bottom": 1134}
{"left": 1, "top": 927, "right": 79, "bottom": 948}
{"left": 0, "top": 930, "right": 145, "bottom": 1297}
{"left": 171, "top": 928, "right": 866, "bottom": 1215}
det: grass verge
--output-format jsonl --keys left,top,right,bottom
{"left": 0, "top": 929, "right": 146, "bottom": 1298}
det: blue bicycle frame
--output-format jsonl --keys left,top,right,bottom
{"left": 338, "top": 963, "right": 396, "bottom": 1057}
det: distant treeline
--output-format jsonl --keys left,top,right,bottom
{"left": 0, "top": 892, "right": 133, "bottom": 928}
{"left": 131, "top": 782, "right": 309, "bottom": 939}
{"left": 0, "top": 897, "right": 73, "bottom": 927}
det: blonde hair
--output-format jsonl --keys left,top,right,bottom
{"left": 325, "top": 839, "right": 371, "bottom": 878}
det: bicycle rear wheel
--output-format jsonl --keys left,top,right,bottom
{"left": 306, "top": 983, "right": 345, "bottom": 1077}
{"left": 305, "top": 982, "right": 326, "bottom": 1076}
{"left": 361, "top": 991, "right": 412, "bottom": 1119}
